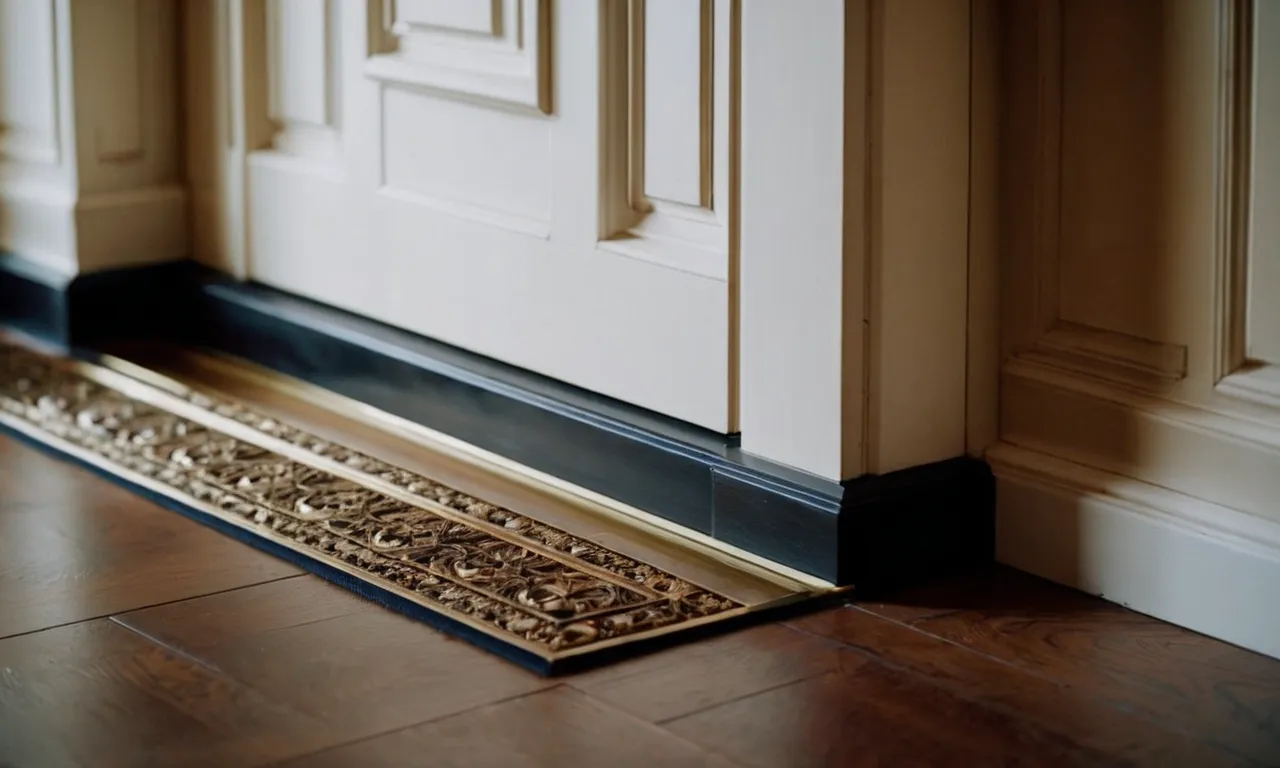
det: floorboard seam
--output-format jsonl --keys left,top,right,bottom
{"left": 647, "top": 670, "right": 838, "bottom": 727}
{"left": 253, "top": 685, "right": 561, "bottom": 767}
{"left": 559, "top": 685, "right": 757, "bottom": 767}
{"left": 824, "top": 606, "right": 1035, "bottom": 668}
{"left": 0, "top": 574, "right": 305, "bottom": 642}
{"left": 791, "top": 606, "right": 1235, "bottom": 759}
{"left": 107, "top": 615, "right": 230, "bottom": 676}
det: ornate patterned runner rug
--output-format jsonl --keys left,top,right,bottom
{"left": 0, "top": 340, "right": 827, "bottom": 674}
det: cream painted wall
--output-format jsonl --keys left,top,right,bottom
{"left": 994, "top": 0, "right": 1280, "bottom": 658}
{"left": 740, "top": 0, "right": 974, "bottom": 480}
{"left": 0, "top": 0, "right": 186, "bottom": 275}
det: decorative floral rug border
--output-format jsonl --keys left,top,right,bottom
{"left": 0, "top": 342, "right": 763, "bottom": 668}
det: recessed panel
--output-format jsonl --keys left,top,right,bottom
{"left": 1058, "top": 0, "right": 1165, "bottom": 343}
{"left": 397, "top": 0, "right": 500, "bottom": 37}
{"left": 85, "top": 0, "right": 143, "bottom": 161}
{"left": 1248, "top": 1, "right": 1280, "bottom": 364}
{"left": 597, "top": 0, "right": 730, "bottom": 280}
{"left": 382, "top": 88, "right": 551, "bottom": 224}
{"left": 641, "top": 0, "right": 711, "bottom": 208}
{"left": 0, "top": 0, "right": 58, "bottom": 163}
{"left": 267, "top": 0, "right": 331, "bottom": 127}
{"left": 367, "top": 0, "right": 549, "bottom": 114}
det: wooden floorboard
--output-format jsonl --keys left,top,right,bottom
{"left": 854, "top": 567, "right": 1280, "bottom": 763}
{"left": 664, "top": 661, "right": 1115, "bottom": 768}
{"left": 275, "top": 686, "right": 738, "bottom": 768}
{"left": 2, "top": 431, "right": 1280, "bottom": 767}
{"left": 0, "top": 618, "right": 330, "bottom": 767}
{"left": 0, "top": 434, "right": 300, "bottom": 639}
{"left": 567, "top": 623, "right": 845, "bottom": 723}
{"left": 113, "top": 576, "right": 554, "bottom": 742}
{"left": 791, "top": 607, "right": 1250, "bottom": 767}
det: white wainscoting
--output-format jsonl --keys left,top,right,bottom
{"left": 991, "top": 442, "right": 1280, "bottom": 659}
{"left": 0, "top": 0, "right": 185, "bottom": 275}
{"left": 997, "top": 0, "right": 1280, "bottom": 657}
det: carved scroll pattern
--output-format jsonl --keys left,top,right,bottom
{"left": 0, "top": 344, "right": 740, "bottom": 654}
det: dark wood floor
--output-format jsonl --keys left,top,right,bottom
{"left": 1, "top": 432, "right": 1278, "bottom": 767}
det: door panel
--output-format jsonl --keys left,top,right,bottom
{"left": 232, "top": 0, "right": 735, "bottom": 431}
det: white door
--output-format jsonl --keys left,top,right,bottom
{"left": 189, "top": 0, "right": 736, "bottom": 432}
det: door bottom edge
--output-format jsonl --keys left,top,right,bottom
{"left": 0, "top": 254, "right": 995, "bottom": 589}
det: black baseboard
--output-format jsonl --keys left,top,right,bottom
{"left": 0, "top": 253, "right": 201, "bottom": 347}
{"left": 0, "top": 254, "right": 72, "bottom": 342}
{"left": 0, "top": 254, "right": 994, "bottom": 588}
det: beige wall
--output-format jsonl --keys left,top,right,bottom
{"left": 0, "top": 0, "right": 186, "bottom": 275}
{"left": 992, "top": 0, "right": 1280, "bottom": 658}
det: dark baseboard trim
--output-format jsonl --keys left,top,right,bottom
{"left": 0, "top": 253, "right": 72, "bottom": 342}
{"left": 0, "top": 254, "right": 995, "bottom": 587}
{"left": 0, "top": 253, "right": 201, "bottom": 347}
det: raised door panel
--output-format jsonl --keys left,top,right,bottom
{"left": 233, "top": 1, "right": 733, "bottom": 431}
{"left": 366, "top": 0, "right": 550, "bottom": 114}
{"left": 265, "top": 0, "right": 340, "bottom": 161}
{"left": 599, "top": 0, "right": 733, "bottom": 282}
{"left": 640, "top": 0, "right": 710, "bottom": 208}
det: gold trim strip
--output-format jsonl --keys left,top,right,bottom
{"left": 0, "top": 341, "right": 826, "bottom": 664}
{"left": 80, "top": 364, "right": 678, "bottom": 607}
{"left": 80, "top": 360, "right": 753, "bottom": 606}
{"left": 102, "top": 350, "right": 832, "bottom": 592}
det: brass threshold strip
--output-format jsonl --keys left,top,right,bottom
{"left": 0, "top": 339, "right": 835, "bottom": 670}
{"left": 101, "top": 350, "right": 834, "bottom": 593}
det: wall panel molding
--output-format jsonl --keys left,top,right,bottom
{"left": 365, "top": 0, "right": 551, "bottom": 115}
{"left": 997, "top": 0, "right": 1280, "bottom": 658}
{"left": 1212, "top": 0, "right": 1255, "bottom": 382}
{"left": 90, "top": 0, "right": 145, "bottom": 163}
{"left": 1006, "top": 0, "right": 1190, "bottom": 393}
{"left": 1024, "top": 321, "right": 1188, "bottom": 389}
{"left": 1214, "top": 0, "right": 1280, "bottom": 411}
{"left": 0, "top": 0, "right": 60, "bottom": 165}
{"left": 1003, "top": 355, "right": 1280, "bottom": 525}
{"left": 1243, "top": 0, "right": 1280, "bottom": 366}
{"left": 3, "top": 0, "right": 183, "bottom": 274}
{"left": 71, "top": 0, "right": 184, "bottom": 195}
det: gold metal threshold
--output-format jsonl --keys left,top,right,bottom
{"left": 0, "top": 336, "right": 835, "bottom": 672}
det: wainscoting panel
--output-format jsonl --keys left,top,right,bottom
{"left": 998, "top": 0, "right": 1280, "bottom": 657}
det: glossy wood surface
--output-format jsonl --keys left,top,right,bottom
{"left": 0, "top": 435, "right": 299, "bottom": 638}
{"left": 1, "top": 432, "right": 1277, "bottom": 767}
